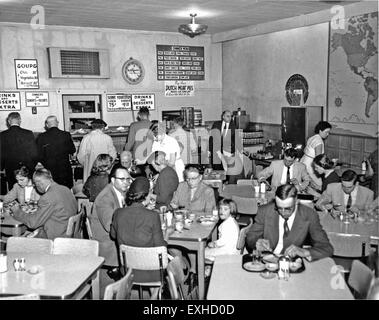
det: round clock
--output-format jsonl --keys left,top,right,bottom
{"left": 285, "top": 74, "right": 309, "bottom": 106}
{"left": 122, "top": 57, "right": 145, "bottom": 84}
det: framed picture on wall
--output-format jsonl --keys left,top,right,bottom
{"left": 14, "top": 59, "right": 39, "bottom": 89}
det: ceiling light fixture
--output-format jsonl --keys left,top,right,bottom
{"left": 178, "top": 13, "right": 208, "bottom": 38}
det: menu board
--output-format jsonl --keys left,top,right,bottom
{"left": 106, "top": 94, "right": 132, "bottom": 111}
{"left": 156, "top": 45, "right": 204, "bottom": 81}
{"left": 25, "top": 92, "right": 49, "bottom": 107}
{"left": 14, "top": 59, "right": 39, "bottom": 89}
{"left": 132, "top": 94, "right": 155, "bottom": 111}
{"left": 0, "top": 92, "right": 21, "bottom": 111}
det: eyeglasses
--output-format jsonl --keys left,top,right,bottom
{"left": 275, "top": 204, "right": 295, "bottom": 213}
{"left": 186, "top": 176, "right": 200, "bottom": 182}
{"left": 114, "top": 177, "right": 133, "bottom": 183}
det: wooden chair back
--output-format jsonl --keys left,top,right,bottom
{"left": 348, "top": 260, "right": 375, "bottom": 299}
{"left": 6, "top": 236, "right": 53, "bottom": 254}
{"left": 236, "top": 219, "right": 254, "bottom": 254}
{"left": 232, "top": 195, "right": 258, "bottom": 215}
{"left": 103, "top": 268, "right": 134, "bottom": 300}
{"left": 166, "top": 256, "right": 186, "bottom": 300}
{"left": 66, "top": 210, "right": 84, "bottom": 238}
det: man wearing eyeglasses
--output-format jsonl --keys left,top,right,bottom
{"left": 246, "top": 184, "right": 333, "bottom": 261}
{"left": 90, "top": 165, "right": 132, "bottom": 297}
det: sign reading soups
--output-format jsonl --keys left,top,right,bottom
{"left": 0, "top": 92, "right": 21, "bottom": 111}
{"left": 14, "top": 59, "right": 39, "bottom": 89}
{"left": 106, "top": 94, "right": 132, "bottom": 111}
{"left": 156, "top": 45, "right": 204, "bottom": 81}
{"left": 131, "top": 94, "right": 155, "bottom": 111}
{"left": 25, "top": 92, "right": 49, "bottom": 107}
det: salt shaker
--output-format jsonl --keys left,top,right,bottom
{"left": 13, "top": 258, "right": 20, "bottom": 271}
{"left": 260, "top": 182, "right": 266, "bottom": 193}
{"left": 20, "top": 258, "right": 26, "bottom": 271}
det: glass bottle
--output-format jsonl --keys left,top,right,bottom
{"left": 278, "top": 255, "right": 290, "bottom": 280}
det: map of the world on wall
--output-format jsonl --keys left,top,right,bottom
{"left": 328, "top": 12, "right": 378, "bottom": 136}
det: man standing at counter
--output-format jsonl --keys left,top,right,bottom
{"left": 36, "top": 116, "right": 76, "bottom": 189}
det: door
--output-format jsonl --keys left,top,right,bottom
{"left": 62, "top": 95, "right": 101, "bottom": 131}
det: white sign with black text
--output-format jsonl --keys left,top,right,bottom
{"left": 106, "top": 94, "right": 132, "bottom": 111}
{"left": 165, "top": 81, "right": 194, "bottom": 97}
{"left": 25, "top": 92, "right": 49, "bottom": 107}
{"left": 0, "top": 92, "right": 21, "bottom": 111}
{"left": 132, "top": 94, "right": 155, "bottom": 110}
{"left": 14, "top": 59, "right": 39, "bottom": 89}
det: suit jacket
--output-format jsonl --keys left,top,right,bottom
{"left": 124, "top": 119, "right": 153, "bottom": 161}
{"left": 0, "top": 125, "right": 38, "bottom": 187}
{"left": 36, "top": 127, "right": 76, "bottom": 189}
{"left": 154, "top": 166, "right": 179, "bottom": 208}
{"left": 210, "top": 121, "right": 238, "bottom": 155}
{"left": 257, "top": 160, "right": 310, "bottom": 192}
{"left": 170, "top": 181, "right": 216, "bottom": 214}
{"left": 2, "top": 182, "right": 40, "bottom": 204}
{"left": 90, "top": 183, "right": 121, "bottom": 266}
{"left": 13, "top": 182, "right": 77, "bottom": 240}
{"left": 246, "top": 202, "right": 333, "bottom": 261}
{"left": 316, "top": 183, "right": 374, "bottom": 212}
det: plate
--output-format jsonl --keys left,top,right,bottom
{"left": 200, "top": 220, "right": 214, "bottom": 225}
{"left": 243, "top": 261, "right": 266, "bottom": 272}
{"left": 262, "top": 254, "right": 279, "bottom": 264}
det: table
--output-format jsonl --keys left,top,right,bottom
{"left": 165, "top": 215, "right": 218, "bottom": 300}
{"left": 319, "top": 212, "right": 379, "bottom": 246}
{"left": 220, "top": 184, "right": 275, "bottom": 203}
{"left": 0, "top": 215, "right": 26, "bottom": 236}
{"left": 202, "top": 170, "right": 226, "bottom": 194}
{"left": 0, "top": 252, "right": 104, "bottom": 299}
{"left": 207, "top": 255, "right": 353, "bottom": 300}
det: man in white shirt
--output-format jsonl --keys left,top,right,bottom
{"left": 246, "top": 184, "right": 333, "bottom": 261}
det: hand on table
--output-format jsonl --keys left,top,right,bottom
{"left": 256, "top": 238, "right": 271, "bottom": 252}
{"left": 284, "top": 244, "right": 311, "bottom": 259}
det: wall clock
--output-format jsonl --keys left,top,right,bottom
{"left": 285, "top": 74, "right": 309, "bottom": 106}
{"left": 122, "top": 57, "right": 145, "bottom": 84}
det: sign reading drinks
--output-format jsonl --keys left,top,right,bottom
{"left": 106, "top": 94, "right": 132, "bottom": 111}
{"left": 25, "top": 92, "right": 49, "bottom": 107}
{"left": 156, "top": 45, "right": 204, "bottom": 81}
{"left": 132, "top": 94, "right": 155, "bottom": 111}
{"left": 14, "top": 59, "right": 39, "bottom": 89}
{"left": 0, "top": 92, "right": 21, "bottom": 111}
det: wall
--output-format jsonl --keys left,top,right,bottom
{"left": 0, "top": 24, "right": 222, "bottom": 132}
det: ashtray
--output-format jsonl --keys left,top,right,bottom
{"left": 27, "top": 265, "right": 43, "bottom": 275}
{"left": 259, "top": 270, "right": 276, "bottom": 279}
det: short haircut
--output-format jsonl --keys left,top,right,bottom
{"left": 284, "top": 148, "right": 297, "bottom": 158}
{"left": 91, "top": 154, "right": 113, "bottom": 174}
{"left": 14, "top": 165, "right": 31, "bottom": 179}
{"left": 109, "top": 164, "right": 128, "bottom": 179}
{"left": 222, "top": 110, "right": 232, "bottom": 118}
{"left": 138, "top": 107, "right": 150, "bottom": 116}
{"left": 218, "top": 198, "right": 237, "bottom": 217}
{"left": 33, "top": 168, "right": 52, "bottom": 180}
{"left": 313, "top": 154, "right": 335, "bottom": 170}
{"left": 7, "top": 112, "right": 21, "bottom": 122}
{"left": 184, "top": 164, "right": 202, "bottom": 178}
{"left": 341, "top": 169, "right": 357, "bottom": 183}
{"left": 154, "top": 151, "right": 167, "bottom": 165}
{"left": 275, "top": 184, "right": 298, "bottom": 200}
{"left": 314, "top": 121, "right": 332, "bottom": 134}
{"left": 173, "top": 117, "right": 184, "bottom": 127}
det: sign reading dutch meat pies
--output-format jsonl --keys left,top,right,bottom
{"left": 0, "top": 92, "right": 21, "bottom": 111}
{"left": 165, "top": 81, "right": 194, "bottom": 97}
{"left": 106, "top": 94, "right": 132, "bottom": 111}
{"left": 131, "top": 94, "right": 155, "bottom": 111}
{"left": 14, "top": 59, "right": 39, "bottom": 89}
{"left": 25, "top": 92, "right": 49, "bottom": 107}
{"left": 156, "top": 45, "right": 204, "bottom": 81}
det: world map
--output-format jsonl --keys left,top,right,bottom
{"left": 328, "top": 12, "right": 378, "bottom": 136}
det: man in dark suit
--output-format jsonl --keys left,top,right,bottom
{"left": 36, "top": 116, "right": 76, "bottom": 189}
{"left": 9, "top": 168, "right": 77, "bottom": 239}
{"left": 150, "top": 151, "right": 179, "bottom": 209}
{"left": 210, "top": 110, "right": 244, "bottom": 183}
{"left": 124, "top": 107, "right": 153, "bottom": 162}
{"left": 246, "top": 184, "right": 333, "bottom": 261}
{"left": 0, "top": 112, "right": 38, "bottom": 189}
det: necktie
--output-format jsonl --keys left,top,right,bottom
{"left": 346, "top": 194, "right": 352, "bottom": 210}
{"left": 283, "top": 218, "right": 290, "bottom": 238}
{"left": 286, "top": 166, "right": 291, "bottom": 184}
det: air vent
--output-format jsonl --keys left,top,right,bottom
{"left": 48, "top": 47, "right": 110, "bottom": 79}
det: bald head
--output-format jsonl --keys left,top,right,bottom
{"left": 120, "top": 151, "right": 133, "bottom": 169}
{"left": 45, "top": 116, "right": 59, "bottom": 129}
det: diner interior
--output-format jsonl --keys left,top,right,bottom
{"left": 0, "top": 0, "right": 378, "bottom": 301}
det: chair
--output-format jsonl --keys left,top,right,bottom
{"left": 119, "top": 245, "right": 168, "bottom": 300}
{"left": 231, "top": 195, "right": 258, "bottom": 226}
{"left": 166, "top": 256, "right": 186, "bottom": 300}
{"left": 0, "top": 293, "right": 40, "bottom": 300}
{"left": 81, "top": 202, "right": 94, "bottom": 240}
{"left": 237, "top": 179, "right": 255, "bottom": 186}
{"left": 6, "top": 236, "right": 53, "bottom": 254}
{"left": 103, "top": 268, "right": 134, "bottom": 300}
{"left": 367, "top": 278, "right": 379, "bottom": 300}
{"left": 52, "top": 238, "right": 100, "bottom": 299}
{"left": 236, "top": 218, "right": 254, "bottom": 254}
{"left": 348, "top": 260, "right": 375, "bottom": 299}
{"left": 66, "top": 210, "right": 84, "bottom": 238}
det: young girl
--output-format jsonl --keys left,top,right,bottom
{"left": 205, "top": 199, "right": 240, "bottom": 262}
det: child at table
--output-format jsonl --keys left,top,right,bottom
{"left": 205, "top": 199, "right": 240, "bottom": 262}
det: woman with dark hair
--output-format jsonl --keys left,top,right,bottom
{"left": 0, "top": 165, "right": 39, "bottom": 204}
{"left": 110, "top": 177, "right": 166, "bottom": 290}
{"left": 300, "top": 121, "right": 332, "bottom": 189}
{"left": 312, "top": 154, "right": 340, "bottom": 195}
{"left": 82, "top": 154, "right": 113, "bottom": 202}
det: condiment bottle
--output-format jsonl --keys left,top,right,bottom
{"left": 260, "top": 182, "right": 266, "bottom": 193}
{"left": 361, "top": 160, "right": 367, "bottom": 174}
{"left": 278, "top": 255, "right": 290, "bottom": 280}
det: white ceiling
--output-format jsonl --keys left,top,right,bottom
{"left": 0, "top": 0, "right": 361, "bottom": 35}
